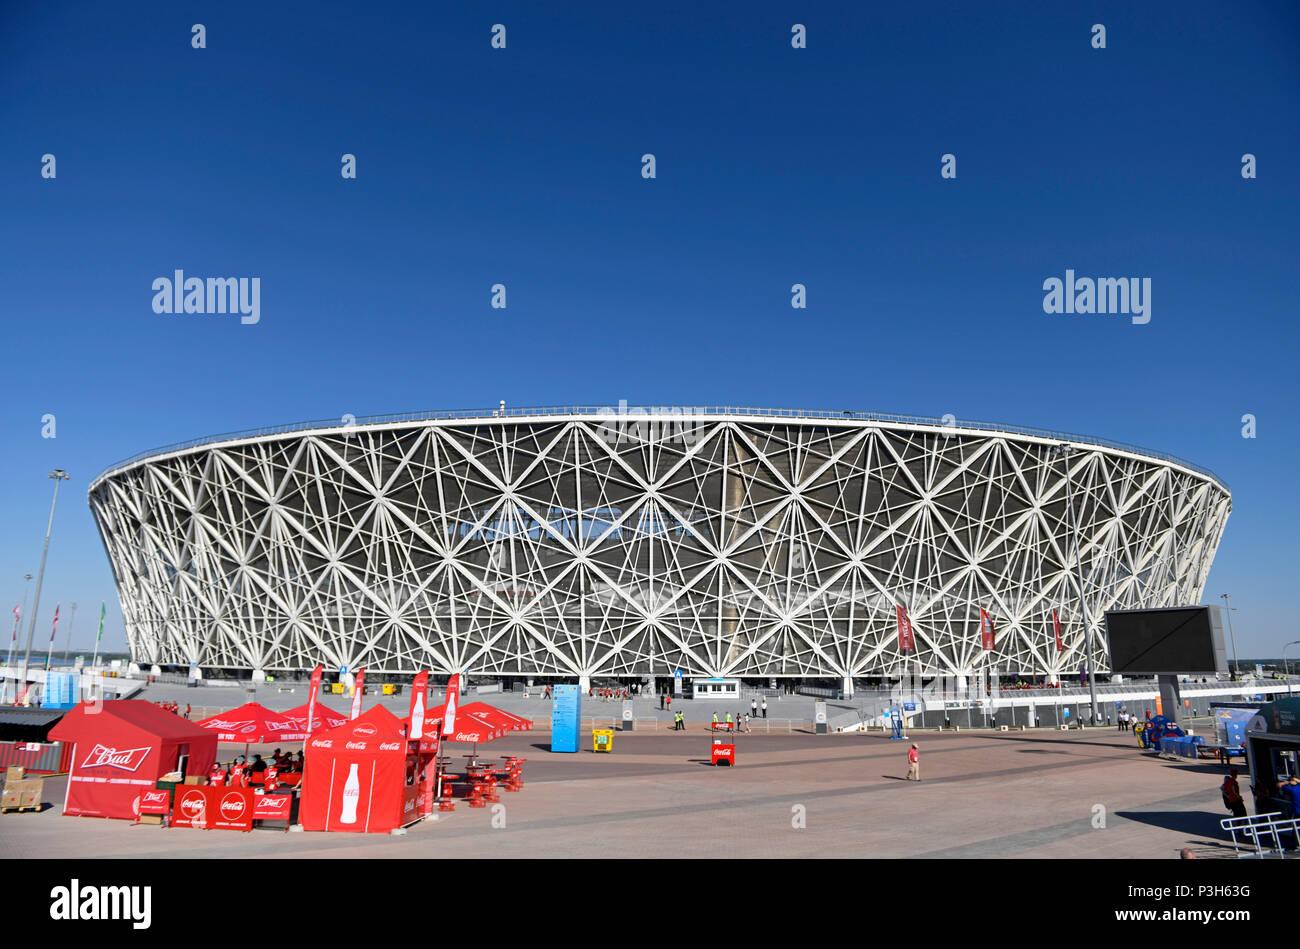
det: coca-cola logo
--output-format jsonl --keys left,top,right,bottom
{"left": 379, "top": 742, "right": 402, "bottom": 751}
{"left": 352, "top": 722, "right": 377, "bottom": 737}
{"left": 345, "top": 741, "right": 368, "bottom": 750}
{"left": 219, "top": 793, "right": 247, "bottom": 820}
{"left": 179, "top": 790, "right": 206, "bottom": 820}
{"left": 80, "top": 743, "right": 150, "bottom": 772}
{"left": 311, "top": 739, "right": 333, "bottom": 749}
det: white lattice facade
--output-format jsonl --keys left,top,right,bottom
{"left": 87, "top": 409, "right": 1231, "bottom": 679}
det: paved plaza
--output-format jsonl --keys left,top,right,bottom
{"left": 0, "top": 727, "right": 1239, "bottom": 859}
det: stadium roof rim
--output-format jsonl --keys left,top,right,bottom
{"left": 88, "top": 405, "right": 1229, "bottom": 495}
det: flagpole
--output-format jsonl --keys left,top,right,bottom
{"left": 20, "top": 470, "right": 69, "bottom": 684}
{"left": 61, "top": 602, "right": 76, "bottom": 669}
{"left": 92, "top": 602, "right": 105, "bottom": 669}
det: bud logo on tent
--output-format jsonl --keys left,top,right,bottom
{"left": 352, "top": 722, "right": 377, "bottom": 737}
{"left": 80, "top": 744, "right": 150, "bottom": 772}
{"left": 219, "top": 794, "right": 247, "bottom": 820}
{"left": 204, "top": 719, "right": 253, "bottom": 731}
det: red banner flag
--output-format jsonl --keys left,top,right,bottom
{"left": 49, "top": 604, "right": 60, "bottom": 643}
{"left": 442, "top": 673, "right": 461, "bottom": 736}
{"left": 408, "top": 671, "right": 429, "bottom": 739}
{"left": 980, "top": 607, "right": 996, "bottom": 651}
{"left": 305, "top": 664, "right": 324, "bottom": 734}
{"left": 1052, "top": 610, "right": 1063, "bottom": 652}
{"left": 896, "top": 606, "right": 914, "bottom": 652}
{"left": 350, "top": 667, "right": 366, "bottom": 720}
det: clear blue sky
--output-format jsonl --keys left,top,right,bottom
{"left": 1, "top": 1, "right": 1297, "bottom": 658}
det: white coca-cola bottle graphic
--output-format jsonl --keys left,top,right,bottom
{"left": 412, "top": 691, "right": 425, "bottom": 738}
{"left": 340, "top": 763, "right": 360, "bottom": 824}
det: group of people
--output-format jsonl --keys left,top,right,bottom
{"left": 709, "top": 711, "right": 753, "bottom": 733}
{"left": 156, "top": 700, "right": 191, "bottom": 719}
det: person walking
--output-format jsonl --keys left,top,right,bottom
{"left": 1221, "top": 769, "right": 1247, "bottom": 819}
{"left": 761, "top": 699, "right": 768, "bottom": 719}
{"left": 666, "top": 693, "right": 672, "bottom": 711}
{"left": 659, "top": 692, "right": 665, "bottom": 711}
{"left": 751, "top": 697, "right": 758, "bottom": 719}
{"left": 675, "top": 710, "right": 685, "bottom": 731}
{"left": 712, "top": 712, "right": 719, "bottom": 726}
{"left": 906, "top": 743, "right": 920, "bottom": 781}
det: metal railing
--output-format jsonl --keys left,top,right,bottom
{"left": 1221, "top": 813, "right": 1300, "bottom": 858}
{"left": 89, "top": 405, "right": 1227, "bottom": 492}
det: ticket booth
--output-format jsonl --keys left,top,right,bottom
{"left": 710, "top": 722, "right": 735, "bottom": 766}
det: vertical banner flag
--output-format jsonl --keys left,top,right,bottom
{"left": 306, "top": 663, "right": 324, "bottom": 734}
{"left": 408, "top": 671, "right": 428, "bottom": 738}
{"left": 896, "top": 605, "right": 914, "bottom": 652}
{"left": 350, "top": 667, "right": 366, "bottom": 720}
{"left": 1052, "top": 609, "right": 1063, "bottom": 652}
{"left": 442, "top": 673, "right": 461, "bottom": 736}
{"left": 980, "top": 607, "right": 996, "bottom": 651}
{"left": 45, "top": 604, "right": 61, "bottom": 668}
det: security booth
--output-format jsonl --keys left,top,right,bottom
{"left": 1245, "top": 697, "right": 1300, "bottom": 812}
{"left": 710, "top": 722, "right": 735, "bottom": 766}
{"left": 691, "top": 677, "right": 741, "bottom": 701}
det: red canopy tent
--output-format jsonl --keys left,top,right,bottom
{"left": 299, "top": 705, "right": 426, "bottom": 833}
{"left": 48, "top": 700, "right": 217, "bottom": 820}
{"left": 461, "top": 702, "right": 533, "bottom": 733}
{"left": 193, "top": 702, "right": 309, "bottom": 743}
{"left": 282, "top": 703, "right": 348, "bottom": 735}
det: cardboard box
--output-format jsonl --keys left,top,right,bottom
{"left": 183, "top": 776, "right": 207, "bottom": 785}
{"left": 139, "top": 814, "right": 164, "bottom": 825}
{"left": 1, "top": 779, "right": 42, "bottom": 810}
{"left": 5, "top": 766, "right": 24, "bottom": 782}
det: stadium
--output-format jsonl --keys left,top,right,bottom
{"left": 87, "top": 406, "right": 1231, "bottom": 686}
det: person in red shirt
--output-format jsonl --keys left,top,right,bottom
{"left": 1221, "top": 769, "right": 1247, "bottom": 819}
{"left": 907, "top": 743, "right": 920, "bottom": 781}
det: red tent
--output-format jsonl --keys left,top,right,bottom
{"left": 299, "top": 705, "right": 420, "bottom": 834}
{"left": 48, "top": 700, "right": 217, "bottom": 820}
{"left": 461, "top": 702, "right": 532, "bottom": 733}
{"left": 282, "top": 703, "right": 348, "bottom": 735}
{"left": 193, "top": 702, "right": 309, "bottom": 743}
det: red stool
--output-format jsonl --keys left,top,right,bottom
{"left": 438, "top": 781, "right": 456, "bottom": 812}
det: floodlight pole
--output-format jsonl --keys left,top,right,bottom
{"left": 1056, "top": 445, "right": 1099, "bottom": 725}
{"left": 1219, "top": 594, "right": 1239, "bottom": 680}
{"left": 20, "top": 470, "right": 70, "bottom": 685}
{"left": 1283, "top": 641, "right": 1300, "bottom": 693}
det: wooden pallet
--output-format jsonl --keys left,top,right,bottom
{"left": 1, "top": 804, "right": 41, "bottom": 814}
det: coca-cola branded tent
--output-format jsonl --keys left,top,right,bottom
{"left": 282, "top": 703, "right": 348, "bottom": 735}
{"left": 299, "top": 705, "right": 420, "bottom": 834}
{"left": 48, "top": 700, "right": 217, "bottom": 820}
{"left": 194, "top": 703, "right": 309, "bottom": 743}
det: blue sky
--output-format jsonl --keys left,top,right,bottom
{"left": 1, "top": 1, "right": 1297, "bottom": 658}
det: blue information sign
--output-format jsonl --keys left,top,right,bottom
{"left": 903, "top": 702, "right": 916, "bottom": 711}
{"left": 551, "top": 684, "right": 581, "bottom": 753}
